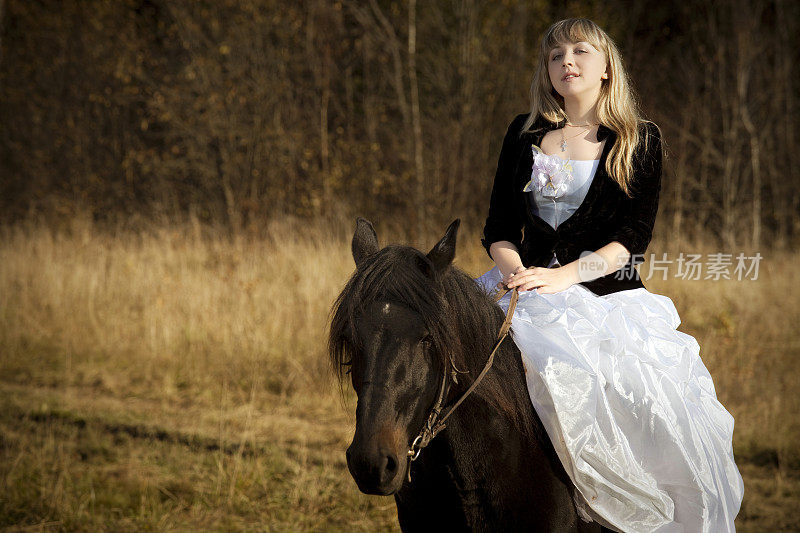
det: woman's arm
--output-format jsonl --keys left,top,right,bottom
{"left": 489, "top": 241, "right": 525, "bottom": 279}
{"left": 481, "top": 115, "right": 527, "bottom": 260}
{"left": 607, "top": 121, "right": 663, "bottom": 261}
{"left": 569, "top": 241, "right": 632, "bottom": 283}
{"left": 506, "top": 241, "right": 630, "bottom": 293}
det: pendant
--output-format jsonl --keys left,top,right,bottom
{"left": 560, "top": 140, "right": 567, "bottom": 151}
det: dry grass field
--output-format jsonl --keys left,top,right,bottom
{"left": 1, "top": 218, "right": 798, "bottom": 531}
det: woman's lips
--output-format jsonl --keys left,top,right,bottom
{"left": 563, "top": 74, "right": 580, "bottom": 82}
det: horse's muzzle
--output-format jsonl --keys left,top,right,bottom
{"left": 346, "top": 439, "right": 405, "bottom": 495}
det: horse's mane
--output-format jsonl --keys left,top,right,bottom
{"left": 328, "top": 244, "right": 542, "bottom": 442}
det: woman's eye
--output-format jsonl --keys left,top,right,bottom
{"left": 552, "top": 49, "right": 587, "bottom": 60}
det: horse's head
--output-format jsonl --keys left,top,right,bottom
{"left": 329, "top": 218, "right": 460, "bottom": 495}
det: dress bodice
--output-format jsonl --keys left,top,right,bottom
{"left": 530, "top": 158, "right": 600, "bottom": 230}
{"left": 529, "top": 158, "right": 600, "bottom": 266}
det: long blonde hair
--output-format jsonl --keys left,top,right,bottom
{"left": 522, "top": 18, "right": 656, "bottom": 196}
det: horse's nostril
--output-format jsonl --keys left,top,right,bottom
{"left": 385, "top": 452, "right": 398, "bottom": 474}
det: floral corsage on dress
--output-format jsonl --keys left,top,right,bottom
{"left": 523, "top": 144, "right": 574, "bottom": 198}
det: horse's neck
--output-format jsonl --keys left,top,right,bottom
{"left": 396, "top": 290, "right": 584, "bottom": 529}
{"left": 397, "top": 391, "right": 579, "bottom": 531}
{"left": 443, "top": 390, "right": 549, "bottom": 478}
{"left": 447, "top": 347, "right": 569, "bottom": 487}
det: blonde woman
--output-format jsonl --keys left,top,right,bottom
{"left": 477, "top": 18, "right": 744, "bottom": 532}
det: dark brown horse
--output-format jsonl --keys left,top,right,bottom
{"left": 328, "top": 218, "right": 607, "bottom": 532}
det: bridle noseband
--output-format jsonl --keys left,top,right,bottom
{"left": 405, "top": 287, "right": 519, "bottom": 481}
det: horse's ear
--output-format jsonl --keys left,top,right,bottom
{"left": 352, "top": 217, "right": 379, "bottom": 269}
{"left": 426, "top": 219, "right": 460, "bottom": 273}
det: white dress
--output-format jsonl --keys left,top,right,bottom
{"left": 475, "top": 158, "right": 744, "bottom": 532}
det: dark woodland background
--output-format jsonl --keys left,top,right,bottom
{"left": 1, "top": 0, "right": 798, "bottom": 246}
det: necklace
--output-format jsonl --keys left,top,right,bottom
{"left": 560, "top": 123, "right": 598, "bottom": 152}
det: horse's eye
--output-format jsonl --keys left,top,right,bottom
{"left": 420, "top": 336, "right": 433, "bottom": 349}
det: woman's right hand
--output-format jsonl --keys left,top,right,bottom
{"left": 497, "top": 265, "right": 527, "bottom": 290}
{"left": 488, "top": 241, "right": 526, "bottom": 290}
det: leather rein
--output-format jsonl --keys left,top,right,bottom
{"left": 405, "top": 287, "right": 519, "bottom": 481}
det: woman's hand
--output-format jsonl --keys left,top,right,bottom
{"left": 505, "top": 265, "right": 580, "bottom": 294}
{"left": 498, "top": 265, "right": 525, "bottom": 289}
{"left": 496, "top": 265, "right": 526, "bottom": 291}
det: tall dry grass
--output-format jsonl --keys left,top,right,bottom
{"left": 0, "top": 216, "right": 359, "bottom": 404}
{"left": 0, "top": 217, "right": 798, "bottom": 530}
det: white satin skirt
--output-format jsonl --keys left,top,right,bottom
{"left": 475, "top": 266, "right": 744, "bottom": 533}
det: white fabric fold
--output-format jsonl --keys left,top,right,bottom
{"left": 474, "top": 266, "right": 744, "bottom": 532}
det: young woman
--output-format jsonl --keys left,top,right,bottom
{"left": 477, "top": 18, "right": 744, "bottom": 532}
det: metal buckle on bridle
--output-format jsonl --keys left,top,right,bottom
{"left": 404, "top": 287, "right": 518, "bottom": 483}
{"left": 408, "top": 435, "right": 424, "bottom": 462}
{"left": 408, "top": 407, "right": 442, "bottom": 461}
{"left": 406, "top": 406, "right": 445, "bottom": 481}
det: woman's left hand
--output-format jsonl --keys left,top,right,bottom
{"left": 505, "top": 265, "right": 578, "bottom": 294}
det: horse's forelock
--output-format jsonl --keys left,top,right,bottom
{"left": 328, "top": 246, "right": 454, "bottom": 378}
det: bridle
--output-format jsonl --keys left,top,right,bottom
{"left": 405, "top": 287, "right": 519, "bottom": 482}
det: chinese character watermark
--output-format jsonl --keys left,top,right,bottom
{"left": 612, "top": 252, "right": 762, "bottom": 281}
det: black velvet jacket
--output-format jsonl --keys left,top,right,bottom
{"left": 481, "top": 113, "right": 663, "bottom": 296}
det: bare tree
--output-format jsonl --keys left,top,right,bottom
{"left": 1, "top": 0, "right": 797, "bottom": 250}
{"left": 407, "top": 0, "right": 425, "bottom": 239}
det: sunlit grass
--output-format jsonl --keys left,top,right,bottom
{"left": 0, "top": 218, "right": 797, "bottom": 530}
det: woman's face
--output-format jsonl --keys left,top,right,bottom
{"left": 547, "top": 40, "right": 608, "bottom": 100}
